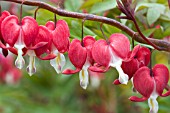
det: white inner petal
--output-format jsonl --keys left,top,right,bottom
{"left": 109, "top": 47, "right": 129, "bottom": 84}
{"left": 50, "top": 50, "right": 66, "bottom": 74}
{"left": 27, "top": 51, "right": 36, "bottom": 76}
{"left": 14, "top": 29, "right": 25, "bottom": 69}
{"left": 79, "top": 61, "right": 90, "bottom": 90}
{"left": 148, "top": 80, "right": 159, "bottom": 113}
{"left": 15, "top": 48, "right": 25, "bottom": 69}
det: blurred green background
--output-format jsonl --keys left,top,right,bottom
{"left": 1, "top": 0, "right": 170, "bottom": 113}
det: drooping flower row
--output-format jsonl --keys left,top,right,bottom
{"left": 0, "top": 10, "right": 69, "bottom": 76}
{"left": 0, "top": 10, "right": 170, "bottom": 113}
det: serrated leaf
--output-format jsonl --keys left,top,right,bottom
{"left": 89, "top": 0, "right": 117, "bottom": 13}
{"left": 147, "top": 7, "right": 160, "bottom": 25}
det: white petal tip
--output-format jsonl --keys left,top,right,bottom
{"left": 26, "top": 67, "right": 36, "bottom": 76}
{"left": 50, "top": 53, "right": 66, "bottom": 74}
{"left": 148, "top": 96, "right": 158, "bottom": 113}
{"left": 80, "top": 81, "right": 88, "bottom": 90}
{"left": 26, "top": 56, "right": 36, "bottom": 76}
{"left": 119, "top": 74, "right": 129, "bottom": 85}
{"left": 15, "top": 48, "right": 25, "bottom": 69}
{"left": 15, "top": 58, "right": 25, "bottom": 69}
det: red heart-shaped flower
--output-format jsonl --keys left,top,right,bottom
{"left": 130, "top": 64, "right": 170, "bottom": 102}
{"left": 1, "top": 15, "right": 39, "bottom": 47}
{"left": 109, "top": 33, "right": 130, "bottom": 59}
{"left": 63, "top": 39, "right": 87, "bottom": 74}
{"left": 45, "top": 20, "right": 70, "bottom": 53}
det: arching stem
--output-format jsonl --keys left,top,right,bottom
{"left": 81, "top": 18, "right": 86, "bottom": 46}
{"left": 54, "top": 13, "right": 57, "bottom": 28}
{"left": 34, "top": 7, "right": 40, "bottom": 20}
{"left": 132, "top": 38, "right": 134, "bottom": 49}
{"left": 149, "top": 49, "right": 155, "bottom": 77}
{"left": 19, "top": 0, "right": 25, "bottom": 24}
{"left": 133, "top": 19, "right": 160, "bottom": 50}
{"left": 100, "top": 23, "right": 108, "bottom": 43}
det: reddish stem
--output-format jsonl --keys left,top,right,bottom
{"left": 54, "top": 13, "right": 57, "bottom": 28}
{"left": 34, "top": 7, "right": 40, "bottom": 20}
{"left": 133, "top": 19, "right": 160, "bottom": 50}
{"left": 100, "top": 23, "right": 108, "bottom": 43}
{"left": 19, "top": 0, "right": 25, "bottom": 24}
{"left": 81, "top": 18, "right": 86, "bottom": 46}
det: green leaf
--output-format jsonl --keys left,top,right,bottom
{"left": 64, "top": 0, "right": 83, "bottom": 12}
{"left": 153, "top": 28, "right": 164, "bottom": 39}
{"left": 80, "top": 0, "right": 102, "bottom": 9}
{"left": 70, "top": 21, "right": 96, "bottom": 39}
{"left": 35, "top": 9, "right": 54, "bottom": 25}
{"left": 147, "top": 7, "right": 160, "bottom": 25}
{"left": 89, "top": 0, "right": 117, "bottom": 13}
{"left": 136, "top": 2, "right": 166, "bottom": 14}
{"left": 135, "top": 42, "right": 154, "bottom": 49}
{"left": 142, "top": 28, "right": 156, "bottom": 37}
{"left": 163, "top": 27, "right": 170, "bottom": 37}
{"left": 104, "top": 24, "right": 121, "bottom": 34}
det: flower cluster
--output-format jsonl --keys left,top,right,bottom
{"left": 1, "top": 10, "right": 170, "bottom": 113}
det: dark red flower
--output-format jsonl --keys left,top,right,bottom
{"left": 129, "top": 64, "right": 170, "bottom": 113}
{"left": 63, "top": 36, "right": 95, "bottom": 89}
{"left": 114, "top": 45, "right": 150, "bottom": 85}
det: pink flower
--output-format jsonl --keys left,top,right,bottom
{"left": 45, "top": 20, "right": 70, "bottom": 74}
{"left": 63, "top": 36, "right": 95, "bottom": 89}
{"left": 129, "top": 64, "right": 170, "bottom": 113}
{"left": 1, "top": 15, "right": 39, "bottom": 69}
{"left": 90, "top": 33, "right": 130, "bottom": 84}
{"left": 26, "top": 25, "right": 54, "bottom": 76}
{"left": 0, "top": 11, "right": 10, "bottom": 56}
{"left": 114, "top": 45, "right": 150, "bottom": 85}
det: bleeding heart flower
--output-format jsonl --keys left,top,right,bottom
{"left": 63, "top": 36, "right": 95, "bottom": 89}
{"left": 129, "top": 64, "right": 170, "bottom": 113}
{"left": 0, "top": 11, "right": 10, "bottom": 57}
{"left": 45, "top": 20, "right": 70, "bottom": 74}
{"left": 113, "top": 45, "right": 150, "bottom": 85}
{"left": 1, "top": 15, "right": 39, "bottom": 69}
{"left": 26, "top": 25, "right": 54, "bottom": 76}
{"left": 90, "top": 33, "right": 130, "bottom": 84}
